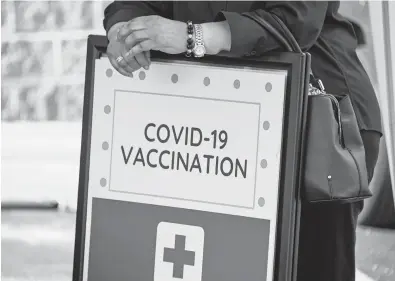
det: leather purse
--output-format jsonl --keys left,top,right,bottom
{"left": 244, "top": 11, "right": 371, "bottom": 203}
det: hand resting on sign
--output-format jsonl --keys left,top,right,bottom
{"left": 107, "top": 21, "right": 151, "bottom": 77}
{"left": 107, "top": 15, "right": 232, "bottom": 77}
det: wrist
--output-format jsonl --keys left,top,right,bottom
{"left": 201, "top": 21, "right": 231, "bottom": 55}
{"left": 165, "top": 19, "right": 189, "bottom": 55}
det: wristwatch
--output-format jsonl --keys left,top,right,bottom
{"left": 192, "top": 24, "right": 206, "bottom": 58}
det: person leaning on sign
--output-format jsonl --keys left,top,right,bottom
{"left": 103, "top": 2, "right": 382, "bottom": 281}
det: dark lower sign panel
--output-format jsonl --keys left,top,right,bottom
{"left": 88, "top": 198, "right": 270, "bottom": 281}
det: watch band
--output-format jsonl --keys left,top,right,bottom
{"left": 194, "top": 24, "right": 204, "bottom": 47}
{"left": 193, "top": 24, "right": 206, "bottom": 57}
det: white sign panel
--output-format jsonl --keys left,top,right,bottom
{"left": 110, "top": 90, "right": 260, "bottom": 208}
{"left": 83, "top": 57, "right": 288, "bottom": 281}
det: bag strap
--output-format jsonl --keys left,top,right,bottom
{"left": 244, "top": 12, "right": 344, "bottom": 147}
{"left": 243, "top": 11, "right": 325, "bottom": 91}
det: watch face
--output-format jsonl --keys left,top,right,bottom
{"left": 194, "top": 45, "right": 206, "bottom": 57}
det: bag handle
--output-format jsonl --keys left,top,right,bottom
{"left": 244, "top": 11, "right": 345, "bottom": 147}
{"left": 244, "top": 11, "right": 325, "bottom": 91}
{"left": 271, "top": 13, "right": 303, "bottom": 53}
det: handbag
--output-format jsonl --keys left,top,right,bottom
{"left": 244, "top": 11, "right": 371, "bottom": 203}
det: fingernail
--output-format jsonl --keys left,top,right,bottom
{"left": 144, "top": 66, "right": 149, "bottom": 70}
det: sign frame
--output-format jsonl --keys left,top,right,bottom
{"left": 73, "top": 34, "right": 310, "bottom": 281}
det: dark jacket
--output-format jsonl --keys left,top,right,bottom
{"left": 103, "top": 1, "right": 382, "bottom": 135}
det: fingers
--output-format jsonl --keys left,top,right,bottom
{"left": 109, "top": 56, "right": 133, "bottom": 78}
{"left": 122, "top": 46, "right": 142, "bottom": 68}
{"left": 107, "top": 40, "right": 134, "bottom": 77}
{"left": 107, "top": 21, "right": 153, "bottom": 76}
{"left": 126, "top": 40, "right": 155, "bottom": 58}
{"left": 108, "top": 45, "right": 148, "bottom": 75}
{"left": 120, "top": 51, "right": 142, "bottom": 73}
{"left": 134, "top": 53, "right": 150, "bottom": 70}
{"left": 109, "top": 52, "right": 151, "bottom": 77}
{"left": 122, "top": 28, "right": 154, "bottom": 69}
{"left": 118, "top": 25, "right": 153, "bottom": 71}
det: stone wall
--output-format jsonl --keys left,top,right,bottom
{"left": 1, "top": 1, "right": 110, "bottom": 121}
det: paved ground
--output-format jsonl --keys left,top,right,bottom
{"left": 1, "top": 211, "right": 75, "bottom": 281}
{"left": 356, "top": 226, "right": 395, "bottom": 281}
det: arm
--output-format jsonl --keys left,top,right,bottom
{"left": 206, "top": 1, "right": 329, "bottom": 57}
{"left": 108, "top": 2, "right": 328, "bottom": 60}
{"left": 104, "top": 1, "right": 228, "bottom": 55}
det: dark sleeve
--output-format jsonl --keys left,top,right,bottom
{"left": 215, "top": 1, "right": 329, "bottom": 57}
{"left": 103, "top": 1, "right": 172, "bottom": 34}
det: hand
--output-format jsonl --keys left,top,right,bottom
{"left": 117, "top": 15, "right": 187, "bottom": 60}
{"left": 107, "top": 22, "right": 151, "bottom": 77}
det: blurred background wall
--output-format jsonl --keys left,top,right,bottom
{"left": 1, "top": 1, "right": 109, "bottom": 208}
{"left": 1, "top": 1, "right": 108, "bottom": 122}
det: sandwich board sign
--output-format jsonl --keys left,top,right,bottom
{"left": 73, "top": 35, "right": 308, "bottom": 281}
